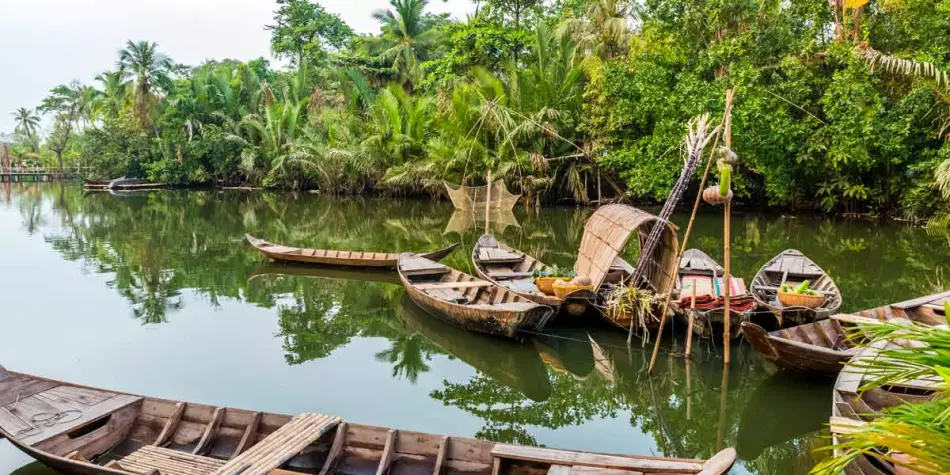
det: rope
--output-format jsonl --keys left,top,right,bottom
{"left": 12, "top": 410, "right": 84, "bottom": 437}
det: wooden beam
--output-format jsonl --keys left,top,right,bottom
{"left": 231, "top": 412, "right": 262, "bottom": 460}
{"left": 491, "top": 457, "right": 502, "bottom": 475}
{"left": 433, "top": 436, "right": 449, "bottom": 475}
{"left": 318, "top": 422, "right": 348, "bottom": 475}
{"left": 154, "top": 402, "right": 185, "bottom": 447}
{"left": 65, "top": 450, "right": 87, "bottom": 462}
{"left": 376, "top": 429, "right": 397, "bottom": 475}
{"left": 491, "top": 445, "right": 703, "bottom": 473}
{"left": 193, "top": 407, "right": 225, "bottom": 455}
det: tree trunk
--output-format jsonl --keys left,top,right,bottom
{"left": 56, "top": 151, "right": 64, "bottom": 170}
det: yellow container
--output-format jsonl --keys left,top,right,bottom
{"left": 534, "top": 277, "right": 560, "bottom": 295}
{"left": 552, "top": 281, "right": 595, "bottom": 300}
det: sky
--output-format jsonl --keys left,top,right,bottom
{"left": 0, "top": 0, "right": 475, "bottom": 135}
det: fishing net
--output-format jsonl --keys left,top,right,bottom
{"left": 444, "top": 180, "right": 521, "bottom": 211}
{"left": 443, "top": 209, "right": 521, "bottom": 236}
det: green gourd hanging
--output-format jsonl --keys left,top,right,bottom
{"left": 703, "top": 146, "right": 737, "bottom": 205}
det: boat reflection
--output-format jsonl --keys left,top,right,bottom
{"left": 248, "top": 262, "right": 402, "bottom": 286}
{"left": 737, "top": 372, "right": 831, "bottom": 460}
{"left": 397, "top": 295, "right": 552, "bottom": 402}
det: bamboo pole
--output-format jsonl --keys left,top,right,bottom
{"left": 723, "top": 89, "right": 734, "bottom": 365}
{"left": 484, "top": 169, "right": 492, "bottom": 231}
{"left": 647, "top": 91, "right": 733, "bottom": 374}
{"left": 685, "top": 286, "right": 697, "bottom": 358}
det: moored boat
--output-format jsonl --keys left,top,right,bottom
{"left": 246, "top": 234, "right": 458, "bottom": 269}
{"left": 741, "top": 290, "right": 949, "bottom": 375}
{"left": 0, "top": 364, "right": 737, "bottom": 475}
{"left": 472, "top": 235, "right": 594, "bottom": 310}
{"left": 397, "top": 253, "right": 555, "bottom": 338}
{"left": 750, "top": 249, "right": 842, "bottom": 327}
{"left": 829, "top": 341, "right": 940, "bottom": 474}
{"left": 674, "top": 249, "right": 755, "bottom": 339}
{"left": 84, "top": 178, "right": 168, "bottom": 191}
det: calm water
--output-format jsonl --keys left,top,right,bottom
{"left": 2, "top": 182, "right": 949, "bottom": 475}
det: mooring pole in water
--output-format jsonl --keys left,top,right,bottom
{"left": 685, "top": 286, "right": 697, "bottom": 358}
{"left": 722, "top": 88, "right": 734, "bottom": 366}
{"left": 647, "top": 92, "right": 733, "bottom": 374}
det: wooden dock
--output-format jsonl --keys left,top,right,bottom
{"left": 0, "top": 168, "right": 79, "bottom": 182}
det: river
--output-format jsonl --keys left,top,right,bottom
{"left": 1, "top": 182, "right": 948, "bottom": 474}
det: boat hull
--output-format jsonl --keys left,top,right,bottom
{"left": 247, "top": 234, "right": 458, "bottom": 269}
{"left": 741, "top": 322, "right": 854, "bottom": 374}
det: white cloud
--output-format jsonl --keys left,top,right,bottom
{"left": 0, "top": 0, "right": 474, "bottom": 134}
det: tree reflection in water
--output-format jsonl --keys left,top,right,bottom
{"left": 10, "top": 183, "right": 950, "bottom": 474}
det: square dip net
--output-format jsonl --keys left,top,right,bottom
{"left": 444, "top": 180, "right": 521, "bottom": 211}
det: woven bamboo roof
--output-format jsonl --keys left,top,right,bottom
{"left": 574, "top": 204, "right": 679, "bottom": 292}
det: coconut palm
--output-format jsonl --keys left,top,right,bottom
{"left": 370, "top": 0, "right": 443, "bottom": 90}
{"left": 117, "top": 40, "right": 173, "bottom": 129}
{"left": 560, "top": 0, "right": 636, "bottom": 61}
{"left": 11, "top": 108, "right": 40, "bottom": 152}
{"left": 92, "top": 71, "right": 131, "bottom": 121}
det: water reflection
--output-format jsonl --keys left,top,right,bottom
{"left": 4, "top": 182, "right": 950, "bottom": 474}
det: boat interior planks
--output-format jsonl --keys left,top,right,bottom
{"left": 0, "top": 366, "right": 737, "bottom": 475}
{"left": 397, "top": 254, "right": 555, "bottom": 338}
{"left": 472, "top": 234, "right": 594, "bottom": 308}
{"left": 246, "top": 234, "right": 458, "bottom": 269}
{"left": 742, "top": 290, "right": 948, "bottom": 376}
{"left": 750, "top": 249, "right": 842, "bottom": 327}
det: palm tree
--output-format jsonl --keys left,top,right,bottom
{"left": 117, "top": 40, "right": 172, "bottom": 129}
{"left": 92, "top": 71, "right": 131, "bottom": 121}
{"left": 560, "top": 0, "right": 636, "bottom": 61}
{"left": 11, "top": 108, "right": 40, "bottom": 152}
{"left": 370, "top": 0, "right": 442, "bottom": 90}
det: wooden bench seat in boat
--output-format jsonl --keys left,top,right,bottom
{"left": 486, "top": 271, "right": 534, "bottom": 280}
{"left": 118, "top": 445, "right": 225, "bottom": 475}
{"left": 399, "top": 256, "right": 452, "bottom": 277}
{"left": 210, "top": 413, "right": 340, "bottom": 475}
{"left": 477, "top": 249, "right": 523, "bottom": 265}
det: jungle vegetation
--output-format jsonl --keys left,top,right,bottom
{"left": 5, "top": 0, "right": 950, "bottom": 217}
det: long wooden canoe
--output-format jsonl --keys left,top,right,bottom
{"left": 397, "top": 253, "right": 555, "bottom": 338}
{"left": 741, "top": 290, "right": 949, "bottom": 375}
{"left": 750, "top": 249, "right": 842, "bottom": 327}
{"left": 471, "top": 235, "right": 594, "bottom": 308}
{"left": 674, "top": 249, "right": 755, "bottom": 339}
{"left": 84, "top": 178, "right": 168, "bottom": 190}
{"left": 246, "top": 234, "right": 458, "bottom": 268}
{"left": 0, "top": 365, "right": 737, "bottom": 475}
{"left": 830, "top": 342, "right": 939, "bottom": 474}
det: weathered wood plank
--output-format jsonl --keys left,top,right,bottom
{"left": 548, "top": 465, "right": 573, "bottom": 475}
{"left": 416, "top": 281, "right": 494, "bottom": 290}
{"left": 231, "top": 411, "right": 261, "bottom": 460}
{"left": 491, "top": 445, "right": 703, "bottom": 473}
{"left": 0, "top": 406, "right": 31, "bottom": 436}
{"left": 433, "top": 436, "right": 449, "bottom": 475}
{"left": 19, "top": 394, "right": 142, "bottom": 446}
{"left": 318, "top": 422, "right": 348, "bottom": 475}
{"left": 0, "top": 379, "right": 59, "bottom": 407}
{"left": 376, "top": 429, "right": 397, "bottom": 475}
{"left": 155, "top": 402, "right": 186, "bottom": 446}
{"left": 193, "top": 407, "right": 225, "bottom": 455}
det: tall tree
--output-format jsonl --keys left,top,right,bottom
{"left": 266, "top": 0, "right": 354, "bottom": 67}
{"left": 39, "top": 82, "right": 85, "bottom": 168}
{"left": 93, "top": 71, "right": 131, "bottom": 122}
{"left": 117, "top": 40, "right": 172, "bottom": 129}
{"left": 371, "top": 0, "right": 444, "bottom": 90}
{"left": 483, "top": 0, "right": 541, "bottom": 28}
{"left": 560, "top": 0, "right": 635, "bottom": 61}
{"left": 11, "top": 108, "right": 40, "bottom": 152}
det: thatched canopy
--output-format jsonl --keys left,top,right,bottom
{"left": 574, "top": 204, "right": 680, "bottom": 292}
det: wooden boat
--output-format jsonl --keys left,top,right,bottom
{"left": 248, "top": 263, "right": 402, "bottom": 286}
{"left": 471, "top": 235, "right": 594, "bottom": 309}
{"left": 830, "top": 342, "right": 940, "bottom": 474}
{"left": 84, "top": 178, "right": 168, "bottom": 191}
{"left": 0, "top": 364, "right": 737, "bottom": 475}
{"left": 750, "top": 249, "right": 842, "bottom": 327}
{"left": 397, "top": 253, "right": 555, "bottom": 338}
{"left": 246, "top": 234, "right": 458, "bottom": 269}
{"left": 741, "top": 290, "right": 949, "bottom": 375}
{"left": 674, "top": 249, "right": 755, "bottom": 339}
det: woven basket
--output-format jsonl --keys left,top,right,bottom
{"left": 778, "top": 290, "right": 825, "bottom": 308}
{"left": 553, "top": 281, "right": 595, "bottom": 300}
{"left": 535, "top": 277, "right": 561, "bottom": 295}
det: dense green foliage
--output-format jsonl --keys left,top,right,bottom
{"left": 6, "top": 0, "right": 950, "bottom": 216}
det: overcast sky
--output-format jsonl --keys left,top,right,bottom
{"left": 0, "top": 0, "right": 475, "bottom": 134}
